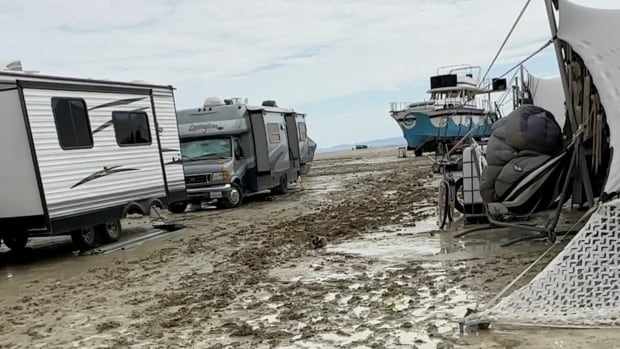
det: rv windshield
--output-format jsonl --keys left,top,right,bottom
{"left": 181, "top": 138, "right": 231, "bottom": 161}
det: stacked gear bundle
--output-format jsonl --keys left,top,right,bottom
{"left": 479, "top": 105, "right": 564, "bottom": 214}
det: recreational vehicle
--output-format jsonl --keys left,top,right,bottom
{"left": 172, "top": 97, "right": 316, "bottom": 211}
{"left": 0, "top": 70, "right": 186, "bottom": 250}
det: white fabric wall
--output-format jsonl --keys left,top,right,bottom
{"left": 527, "top": 74, "right": 565, "bottom": 128}
{"left": 557, "top": 0, "right": 620, "bottom": 193}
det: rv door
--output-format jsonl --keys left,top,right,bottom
{"left": 249, "top": 110, "right": 270, "bottom": 173}
{"left": 284, "top": 113, "right": 301, "bottom": 170}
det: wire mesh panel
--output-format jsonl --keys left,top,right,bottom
{"left": 473, "top": 199, "right": 620, "bottom": 327}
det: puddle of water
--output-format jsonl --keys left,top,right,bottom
{"left": 266, "top": 217, "right": 524, "bottom": 349}
{"left": 396, "top": 331, "right": 440, "bottom": 348}
{"left": 270, "top": 218, "right": 459, "bottom": 284}
{"left": 270, "top": 260, "right": 366, "bottom": 284}
{"left": 325, "top": 217, "right": 440, "bottom": 262}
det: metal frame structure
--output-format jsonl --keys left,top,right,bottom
{"left": 451, "top": 0, "right": 604, "bottom": 246}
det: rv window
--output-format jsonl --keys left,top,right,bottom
{"left": 112, "top": 111, "right": 152, "bottom": 146}
{"left": 298, "top": 122, "right": 308, "bottom": 142}
{"left": 52, "top": 98, "right": 93, "bottom": 149}
{"left": 181, "top": 138, "right": 231, "bottom": 160}
{"left": 234, "top": 138, "right": 244, "bottom": 158}
{"left": 267, "top": 123, "right": 281, "bottom": 144}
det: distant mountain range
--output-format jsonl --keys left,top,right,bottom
{"left": 317, "top": 136, "right": 405, "bottom": 153}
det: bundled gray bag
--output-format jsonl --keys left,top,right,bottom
{"left": 503, "top": 105, "right": 563, "bottom": 154}
{"left": 480, "top": 105, "right": 563, "bottom": 203}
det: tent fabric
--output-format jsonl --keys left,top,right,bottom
{"left": 480, "top": 105, "right": 563, "bottom": 204}
{"left": 557, "top": 0, "right": 620, "bottom": 193}
{"left": 468, "top": 198, "right": 620, "bottom": 327}
{"left": 527, "top": 74, "right": 565, "bottom": 128}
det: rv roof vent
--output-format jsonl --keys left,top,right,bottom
{"left": 130, "top": 79, "right": 150, "bottom": 84}
{"left": 3, "top": 60, "right": 23, "bottom": 71}
{"left": 2, "top": 60, "right": 38, "bottom": 74}
{"left": 262, "top": 100, "right": 278, "bottom": 107}
{"left": 204, "top": 96, "right": 225, "bottom": 107}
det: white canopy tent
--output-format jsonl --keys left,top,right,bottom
{"left": 527, "top": 74, "right": 565, "bottom": 128}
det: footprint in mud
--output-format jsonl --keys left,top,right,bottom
{"left": 224, "top": 321, "right": 257, "bottom": 337}
{"left": 96, "top": 320, "right": 121, "bottom": 332}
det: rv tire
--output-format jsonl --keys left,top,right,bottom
{"left": 272, "top": 175, "right": 288, "bottom": 195}
{"left": 71, "top": 226, "right": 98, "bottom": 250}
{"left": 220, "top": 183, "right": 243, "bottom": 209}
{"left": 2, "top": 233, "right": 28, "bottom": 251}
{"left": 96, "top": 220, "right": 122, "bottom": 243}
{"left": 168, "top": 201, "right": 188, "bottom": 214}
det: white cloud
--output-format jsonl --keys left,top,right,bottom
{"left": 1, "top": 0, "right": 617, "bottom": 146}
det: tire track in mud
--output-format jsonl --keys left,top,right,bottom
{"left": 119, "top": 158, "right": 437, "bottom": 348}
{"left": 0, "top": 153, "right": 432, "bottom": 348}
{"left": 0, "top": 151, "right": 561, "bottom": 349}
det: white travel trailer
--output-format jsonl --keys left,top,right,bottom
{"left": 0, "top": 70, "right": 186, "bottom": 250}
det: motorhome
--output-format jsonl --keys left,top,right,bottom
{"left": 0, "top": 69, "right": 186, "bottom": 250}
{"left": 173, "top": 97, "right": 316, "bottom": 210}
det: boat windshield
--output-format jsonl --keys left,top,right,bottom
{"left": 181, "top": 137, "right": 231, "bottom": 161}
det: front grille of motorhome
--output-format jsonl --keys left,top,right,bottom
{"left": 185, "top": 174, "right": 210, "bottom": 184}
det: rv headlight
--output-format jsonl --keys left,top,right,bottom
{"left": 212, "top": 171, "right": 229, "bottom": 181}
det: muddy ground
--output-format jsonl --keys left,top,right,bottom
{"left": 0, "top": 147, "right": 617, "bottom": 348}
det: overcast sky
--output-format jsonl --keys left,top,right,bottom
{"left": 1, "top": 0, "right": 618, "bottom": 147}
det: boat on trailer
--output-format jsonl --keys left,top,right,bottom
{"left": 390, "top": 65, "right": 505, "bottom": 156}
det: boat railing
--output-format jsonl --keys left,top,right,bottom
{"left": 433, "top": 97, "right": 491, "bottom": 110}
{"left": 390, "top": 97, "right": 491, "bottom": 113}
{"left": 390, "top": 101, "right": 434, "bottom": 113}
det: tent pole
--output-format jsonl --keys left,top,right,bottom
{"left": 544, "top": 0, "right": 576, "bottom": 133}
{"left": 546, "top": 138, "right": 580, "bottom": 238}
{"left": 515, "top": 76, "right": 520, "bottom": 107}
{"left": 544, "top": 0, "right": 595, "bottom": 207}
{"left": 519, "top": 64, "right": 525, "bottom": 104}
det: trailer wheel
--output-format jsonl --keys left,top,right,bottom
{"left": 168, "top": 201, "right": 188, "bottom": 214}
{"left": 71, "top": 226, "right": 98, "bottom": 250}
{"left": 2, "top": 233, "right": 28, "bottom": 251}
{"left": 96, "top": 220, "right": 122, "bottom": 243}
{"left": 219, "top": 183, "right": 243, "bottom": 209}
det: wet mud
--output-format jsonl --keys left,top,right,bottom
{"left": 0, "top": 148, "right": 616, "bottom": 348}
